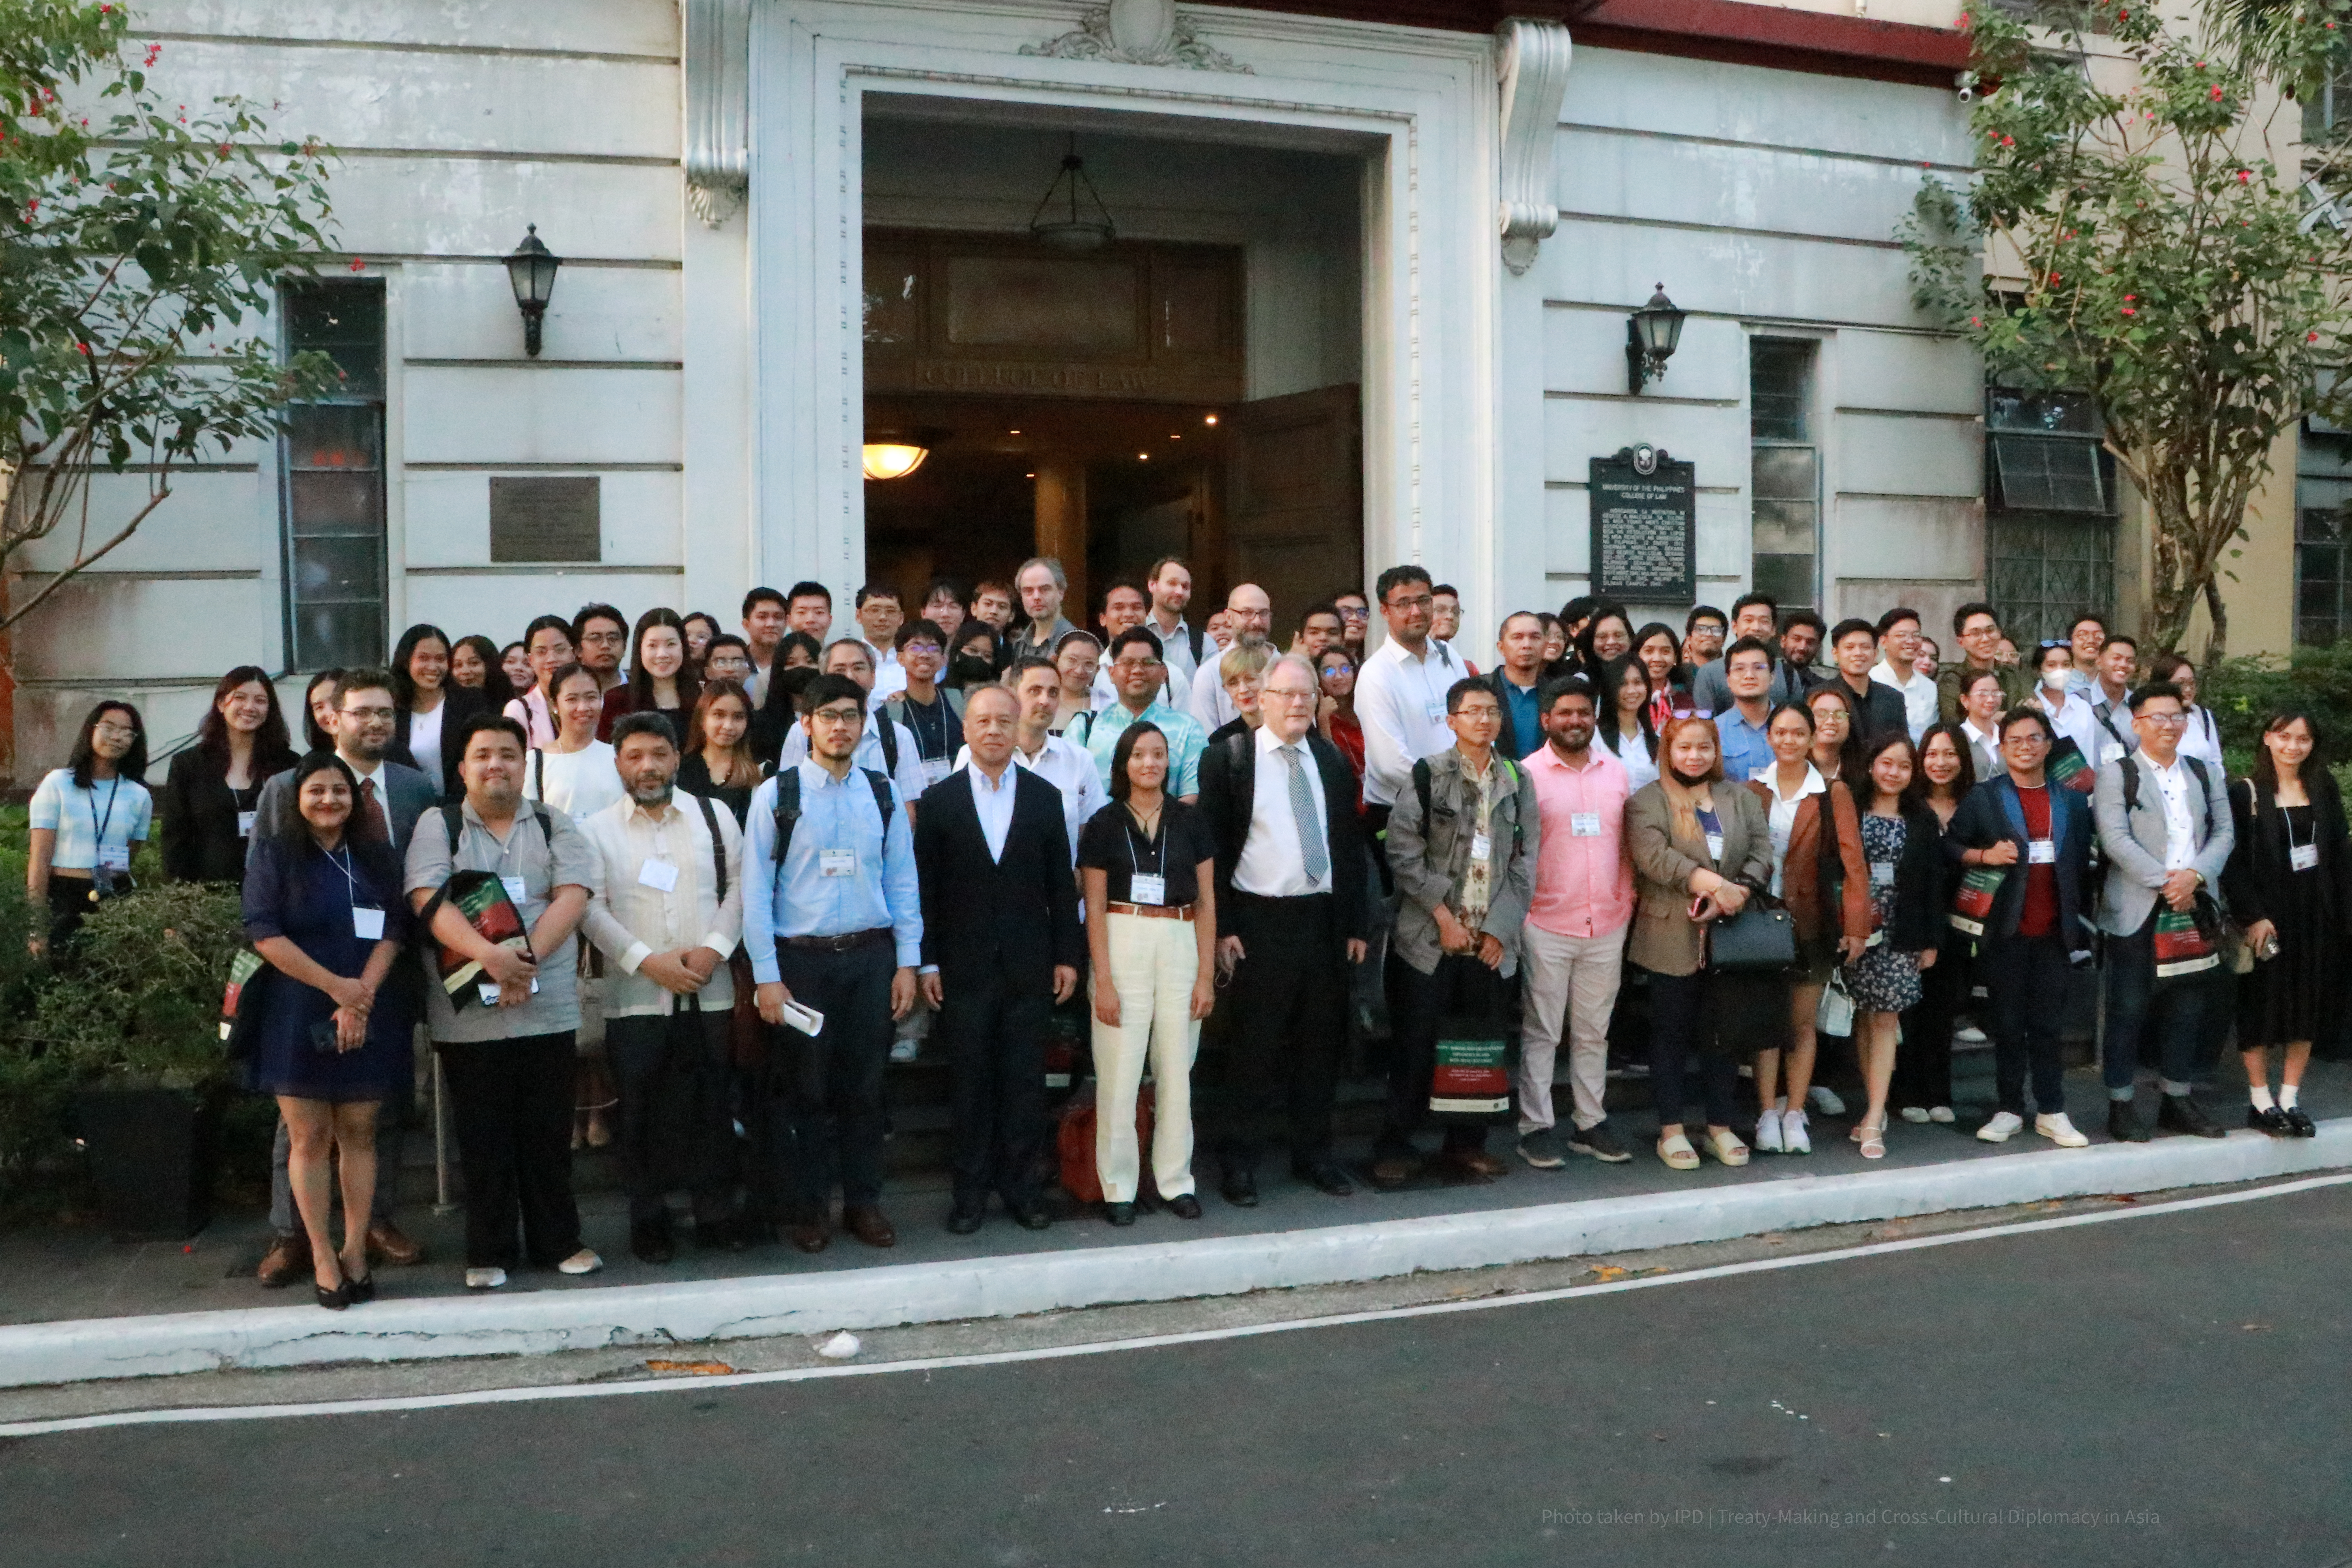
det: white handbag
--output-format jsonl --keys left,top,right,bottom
{"left": 1814, "top": 968, "right": 1856, "bottom": 1038}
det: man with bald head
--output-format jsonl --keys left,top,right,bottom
{"left": 1189, "top": 582, "right": 1274, "bottom": 732}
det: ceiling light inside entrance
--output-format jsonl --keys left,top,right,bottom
{"left": 861, "top": 443, "right": 930, "bottom": 481}
{"left": 1029, "top": 139, "right": 1116, "bottom": 252}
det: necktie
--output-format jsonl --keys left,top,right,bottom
{"left": 357, "top": 779, "right": 391, "bottom": 846}
{"left": 1281, "top": 745, "right": 1329, "bottom": 884}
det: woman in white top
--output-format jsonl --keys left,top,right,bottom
{"left": 521, "top": 663, "right": 624, "bottom": 820}
{"left": 1595, "top": 654, "right": 1660, "bottom": 790}
{"left": 29, "top": 701, "right": 154, "bottom": 952}
{"left": 2149, "top": 652, "right": 2225, "bottom": 769}
{"left": 1955, "top": 666, "right": 2008, "bottom": 783}
{"left": 2026, "top": 641, "right": 2100, "bottom": 780}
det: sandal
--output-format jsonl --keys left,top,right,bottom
{"left": 1656, "top": 1132, "right": 1700, "bottom": 1171}
{"left": 1859, "top": 1117, "right": 1887, "bottom": 1160}
{"left": 1704, "top": 1128, "right": 1749, "bottom": 1167}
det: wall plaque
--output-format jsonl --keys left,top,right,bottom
{"left": 490, "top": 476, "right": 601, "bottom": 563}
{"left": 1588, "top": 444, "right": 1694, "bottom": 602}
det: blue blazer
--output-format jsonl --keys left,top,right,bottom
{"left": 1942, "top": 774, "right": 2094, "bottom": 951}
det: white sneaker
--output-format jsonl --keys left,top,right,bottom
{"left": 1927, "top": 1105, "right": 1956, "bottom": 1124}
{"left": 556, "top": 1248, "right": 603, "bottom": 1276}
{"left": 2034, "top": 1112, "right": 2089, "bottom": 1148}
{"left": 1808, "top": 1085, "right": 1846, "bottom": 1116}
{"left": 1753, "top": 1109, "right": 1784, "bottom": 1153}
{"left": 1976, "top": 1111, "right": 2024, "bottom": 1143}
{"left": 465, "top": 1267, "right": 508, "bottom": 1290}
{"left": 889, "top": 1037, "right": 920, "bottom": 1063}
{"left": 1955, "top": 1024, "right": 1989, "bottom": 1045}
{"left": 1899, "top": 1106, "right": 1932, "bottom": 1125}
{"left": 1782, "top": 1108, "right": 1812, "bottom": 1155}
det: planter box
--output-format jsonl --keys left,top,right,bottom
{"left": 73, "top": 1086, "right": 218, "bottom": 1241}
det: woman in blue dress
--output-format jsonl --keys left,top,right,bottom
{"left": 241, "top": 752, "right": 412, "bottom": 1310}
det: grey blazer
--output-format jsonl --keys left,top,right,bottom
{"left": 247, "top": 757, "right": 439, "bottom": 860}
{"left": 1385, "top": 749, "right": 1539, "bottom": 978}
{"left": 2092, "top": 750, "right": 2234, "bottom": 936}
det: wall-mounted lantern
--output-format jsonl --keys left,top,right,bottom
{"left": 1625, "top": 283, "right": 1686, "bottom": 394}
{"left": 504, "top": 225, "right": 562, "bottom": 357}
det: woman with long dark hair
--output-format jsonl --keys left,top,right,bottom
{"left": 1573, "top": 604, "right": 1634, "bottom": 686}
{"left": 163, "top": 667, "right": 298, "bottom": 885}
{"left": 1893, "top": 722, "right": 1976, "bottom": 1125}
{"left": 600, "top": 607, "right": 702, "bottom": 741}
{"left": 2223, "top": 710, "right": 2348, "bottom": 1137}
{"left": 1632, "top": 622, "right": 1689, "bottom": 729}
{"left": 240, "top": 751, "right": 412, "bottom": 1309}
{"left": 1595, "top": 654, "right": 1660, "bottom": 791}
{"left": 1841, "top": 731, "right": 1944, "bottom": 1159}
{"left": 449, "top": 634, "right": 517, "bottom": 710}
{"left": 300, "top": 669, "right": 342, "bottom": 753}
{"left": 502, "top": 614, "right": 575, "bottom": 748}
{"left": 389, "top": 623, "right": 488, "bottom": 797}
{"left": 680, "top": 611, "right": 721, "bottom": 674}
{"left": 1804, "top": 681, "right": 1866, "bottom": 784}
{"left": 28, "top": 700, "right": 153, "bottom": 951}
{"left": 678, "top": 679, "right": 768, "bottom": 824}
{"left": 1077, "top": 721, "right": 1218, "bottom": 1224}
{"left": 947, "top": 624, "right": 1002, "bottom": 690}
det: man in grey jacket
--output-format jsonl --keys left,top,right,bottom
{"left": 1371, "top": 675, "right": 1540, "bottom": 1189}
{"left": 2092, "top": 680, "right": 2234, "bottom": 1142}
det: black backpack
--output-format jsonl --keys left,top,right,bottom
{"left": 769, "top": 765, "right": 896, "bottom": 888}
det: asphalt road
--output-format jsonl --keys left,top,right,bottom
{"left": 3, "top": 1183, "right": 2347, "bottom": 1568}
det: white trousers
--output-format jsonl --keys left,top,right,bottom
{"left": 1091, "top": 912, "right": 1201, "bottom": 1202}
{"left": 1516, "top": 923, "right": 1626, "bottom": 1133}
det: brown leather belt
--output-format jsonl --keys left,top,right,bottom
{"left": 1106, "top": 901, "right": 1195, "bottom": 921}
{"left": 779, "top": 927, "right": 893, "bottom": 953}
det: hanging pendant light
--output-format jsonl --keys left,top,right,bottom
{"left": 1028, "top": 138, "right": 1116, "bottom": 252}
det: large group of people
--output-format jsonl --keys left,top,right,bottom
{"left": 29, "top": 555, "right": 2341, "bottom": 1310}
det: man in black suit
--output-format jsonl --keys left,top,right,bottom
{"left": 915, "top": 682, "right": 1083, "bottom": 1232}
{"left": 1198, "top": 653, "right": 1370, "bottom": 1204}
{"left": 1824, "top": 618, "right": 1909, "bottom": 742}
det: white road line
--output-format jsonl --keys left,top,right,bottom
{"left": 6, "top": 1170, "right": 2345, "bottom": 1439}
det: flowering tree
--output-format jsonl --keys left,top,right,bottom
{"left": 0, "top": 1, "right": 338, "bottom": 634}
{"left": 1902, "top": 0, "right": 2352, "bottom": 657}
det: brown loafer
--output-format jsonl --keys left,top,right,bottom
{"left": 365, "top": 1220, "right": 426, "bottom": 1267}
{"left": 841, "top": 1204, "right": 897, "bottom": 1249}
{"left": 256, "top": 1232, "right": 310, "bottom": 1287}
{"left": 1438, "top": 1148, "right": 1509, "bottom": 1181}
{"left": 786, "top": 1220, "right": 830, "bottom": 1254}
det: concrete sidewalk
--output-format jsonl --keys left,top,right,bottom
{"left": 1, "top": 1104, "right": 2343, "bottom": 1390}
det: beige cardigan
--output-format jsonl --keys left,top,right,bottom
{"left": 1623, "top": 779, "right": 1775, "bottom": 977}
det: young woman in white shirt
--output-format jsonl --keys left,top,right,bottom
{"left": 1956, "top": 666, "right": 2008, "bottom": 783}
{"left": 521, "top": 664, "right": 624, "bottom": 820}
{"left": 2025, "top": 641, "right": 2101, "bottom": 781}
{"left": 28, "top": 701, "right": 153, "bottom": 952}
{"left": 1595, "top": 654, "right": 1660, "bottom": 790}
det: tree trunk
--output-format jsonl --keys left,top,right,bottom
{"left": 2201, "top": 575, "right": 2229, "bottom": 664}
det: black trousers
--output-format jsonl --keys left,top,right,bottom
{"left": 438, "top": 1030, "right": 582, "bottom": 1269}
{"left": 1215, "top": 891, "right": 1347, "bottom": 1169}
{"left": 1642, "top": 969, "right": 1741, "bottom": 1129}
{"left": 1378, "top": 953, "right": 1512, "bottom": 1157}
{"left": 606, "top": 1006, "right": 734, "bottom": 1230}
{"left": 1980, "top": 932, "right": 2070, "bottom": 1116}
{"left": 940, "top": 967, "right": 1053, "bottom": 1210}
{"left": 1892, "top": 940, "right": 1970, "bottom": 1111}
{"left": 754, "top": 940, "right": 894, "bottom": 1221}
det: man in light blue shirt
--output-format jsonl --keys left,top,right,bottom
{"left": 1713, "top": 637, "right": 1777, "bottom": 783}
{"left": 741, "top": 673, "right": 922, "bottom": 1254}
{"left": 1085, "top": 626, "right": 1207, "bottom": 799}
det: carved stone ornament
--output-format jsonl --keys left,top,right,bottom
{"left": 1494, "top": 16, "right": 1573, "bottom": 275}
{"left": 684, "top": 0, "right": 751, "bottom": 227}
{"left": 1021, "top": 0, "right": 1252, "bottom": 73}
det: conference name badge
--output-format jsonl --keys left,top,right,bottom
{"left": 820, "top": 849, "right": 857, "bottom": 878}
{"left": 1130, "top": 873, "right": 1166, "bottom": 907}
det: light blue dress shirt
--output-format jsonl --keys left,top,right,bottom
{"left": 1713, "top": 702, "right": 1775, "bottom": 785}
{"left": 741, "top": 759, "right": 923, "bottom": 982}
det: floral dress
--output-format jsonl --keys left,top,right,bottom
{"left": 1845, "top": 811, "right": 1923, "bottom": 1013}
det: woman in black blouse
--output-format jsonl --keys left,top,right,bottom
{"left": 1076, "top": 721, "right": 1218, "bottom": 1226}
{"left": 448, "top": 633, "right": 517, "bottom": 711}
{"left": 162, "top": 666, "right": 298, "bottom": 884}
{"left": 677, "top": 680, "right": 768, "bottom": 824}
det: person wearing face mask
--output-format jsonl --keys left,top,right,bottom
{"left": 2026, "top": 641, "right": 2099, "bottom": 789}
{"left": 947, "top": 624, "right": 1002, "bottom": 690}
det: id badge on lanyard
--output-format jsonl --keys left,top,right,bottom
{"left": 1130, "top": 873, "right": 1166, "bottom": 906}
{"left": 2027, "top": 839, "right": 2056, "bottom": 865}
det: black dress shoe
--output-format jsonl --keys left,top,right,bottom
{"left": 945, "top": 1203, "right": 984, "bottom": 1235}
{"left": 1295, "top": 1160, "right": 1355, "bottom": 1197}
{"left": 2156, "top": 1094, "right": 2224, "bottom": 1138}
{"left": 1013, "top": 1204, "right": 1053, "bottom": 1231}
{"left": 2248, "top": 1104, "right": 2292, "bottom": 1137}
{"left": 2285, "top": 1105, "right": 2318, "bottom": 1138}
{"left": 343, "top": 1271, "right": 375, "bottom": 1306}
{"left": 1105, "top": 1201, "right": 1136, "bottom": 1226}
{"left": 314, "top": 1277, "right": 351, "bottom": 1312}
{"left": 1166, "top": 1194, "right": 1203, "bottom": 1220}
{"left": 2107, "top": 1100, "right": 2149, "bottom": 1143}
{"left": 1220, "top": 1167, "right": 1259, "bottom": 1207}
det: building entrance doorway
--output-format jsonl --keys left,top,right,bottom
{"left": 858, "top": 109, "right": 1365, "bottom": 634}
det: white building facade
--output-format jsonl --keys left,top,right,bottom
{"left": 15, "top": 0, "right": 1986, "bottom": 767}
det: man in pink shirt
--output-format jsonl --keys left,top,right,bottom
{"left": 1516, "top": 675, "right": 1635, "bottom": 1166}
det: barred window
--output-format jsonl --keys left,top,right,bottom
{"left": 279, "top": 282, "right": 386, "bottom": 671}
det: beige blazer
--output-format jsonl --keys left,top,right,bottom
{"left": 1624, "top": 779, "right": 1775, "bottom": 977}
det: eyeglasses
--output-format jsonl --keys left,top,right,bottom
{"left": 1386, "top": 594, "right": 1435, "bottom": 611}
{"left": 93, "top": 722, "right": 137, "bottom": 739}
{"left": 580, "top": 630, "right": 625, "bottom": 646}
{"left": 340, "top": 705, "right": 395, "bottom": 722}
{"left": 2137, "top": 711, "right": 2188, "bottom": 727}
{"left": 810, "top": 706, "right": 864, "bottom": 725}
{"left": 1336, "top": 605, "right": 1369, "bottom": 621}
{"left": 1264, "top": 687, "right": 1318, "bottom": 702}
{"left": 1110, "top": 658, "right": 1163, "bottom": 673}
{"left": 1320, "top": 661, "right": 1355, "bottom": 675}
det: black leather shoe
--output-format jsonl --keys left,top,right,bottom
{"left": 2157, "top": 1094, "right": 2224, "bottom": 1138}
{"left": 343, "top": 1271, "right": 375, "bottom": 1306}
{"left": 1166, "top": 1194, "right": 1203, "bottom": 1220}
{"left": 945, "top": 1202, "right": 984, "bottom": 1235}
{"left": 1220, "top": 1166, "right": 1258, "bottom": 1207}
{"left": 1105, "top": 1201, "right": 1136, "bottom": 1226}
{"left": 314, "top": 1277, "right": 351, "bottom": 1312}
{"left": 1295, "top": 1160, "right": 1355, "bottom": 1197}
{"left": 2107, "top": 1101, "right": 2149, "bottom": 1143}
{"left": 2248, "top": 1104, "right": 2292, "bottom": 1137}
{"left": 1013, "top": 1204, "right": 1052, "bottom": 1231}
{"left": 2285, "top": 1105, "right": 2318, "bottom": 1138}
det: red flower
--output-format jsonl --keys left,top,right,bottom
{"left": 2311, "top": 331, "right": 2322, "bottom": 343}
{"left": 2122, "top": 307, "right": 2136, "bottom": 316}
{"left": 2210, "top": 85, "right": 2224, "bottom": 100}
{"left": 349, "top": 257, "right": 365, "bottom": 272}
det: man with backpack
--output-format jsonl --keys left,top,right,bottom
{"left": 742, "top": 674, "right": 924, "bottom": 1253}
{"left": 2092, "top": 681, "right": 2234, "bottom": 1142}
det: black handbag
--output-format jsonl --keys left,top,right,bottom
{"left": 1705, "top": 897, "right": 1796, "bottom": 975}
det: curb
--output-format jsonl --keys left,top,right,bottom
{"left": 2, "top": 1121, "right": 2343, "bottom": 1389}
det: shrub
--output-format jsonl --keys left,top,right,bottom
{"left": 2201, "top": 644, "right": 2352, "bottom": 759}
{"left": 20, "top": 881, "right": 249, "bottom": 1091}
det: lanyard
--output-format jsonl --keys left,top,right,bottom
{"left": 89, "top": 776, "right": 122, "bottom": 849}
{"left": 1125, "top": 805, "right": 1164, "bottom": 875}
{"left": 325, "top": 844, "right": 363, "bottom": 901}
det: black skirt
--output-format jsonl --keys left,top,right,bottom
{"left": 2237, "top": 809, "right": 2345, "bottom": 1047}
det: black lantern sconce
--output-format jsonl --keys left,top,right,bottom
{"left": 1625, "top": 283, "right": 1686, "bottom": 394}
{"left": 504, "top": 224, "right": 562, "bottom": 357}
